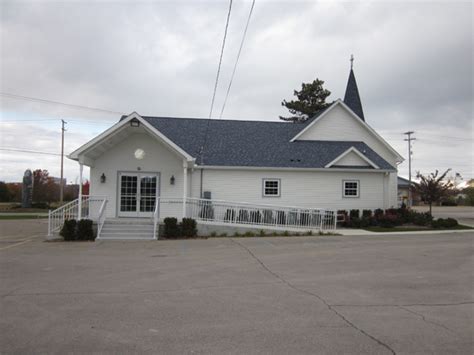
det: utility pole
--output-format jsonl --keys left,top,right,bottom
{"left": 60, "top": 119, "right": 67, "bottom": 203}
{"left": 404, "top": 131, "right": 416, "bottom": 207}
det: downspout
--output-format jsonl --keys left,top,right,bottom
{"left": 200, "top": 168, "right": 203, "bottom": 198}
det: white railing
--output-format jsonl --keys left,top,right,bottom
{"left": 156, "top": 197, "right": 337, "bottom": 232}
{"left": 48, "top": 195, "right": 107, "bottom": 237}
{"left": 96, "top": 199, "right": 108, "bottom": 239}
{"left": 152, "top": 198, "right": 160, "bottom": 240}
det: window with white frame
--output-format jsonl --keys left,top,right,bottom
{"left": 263, "top": 179, "right": 280, "bottom": 197}
{"left": 343, "top": 180, "right": 359, "bottom": 198}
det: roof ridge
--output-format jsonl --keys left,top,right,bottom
{"left": 142, "top": 115, "right": 306, "bottom": 125}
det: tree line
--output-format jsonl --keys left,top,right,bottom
{"left": 0, "top": 169, "right": 89, "bottom": 206}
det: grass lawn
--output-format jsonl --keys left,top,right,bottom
{"left": 364, "top": 225, "right": 473, "bottom": 233}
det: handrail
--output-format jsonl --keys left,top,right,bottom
{"left": 157, "top": 197, "right": 337, "bottom": 231}
{"left": 152, "top": 198, "right": 160, "bottom": 240}
{"left": 48, "top": 195, "right": 107, "bottom": 237}
{"left": 96, "top": 199, "right": 108, "bottom": 238}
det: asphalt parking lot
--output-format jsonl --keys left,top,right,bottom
{"left": 0, "top": 220, "right": 473, "bottom": 354}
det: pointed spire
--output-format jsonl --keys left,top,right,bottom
{"left": 344, "top": 55, "right": 365, "bottom": 121}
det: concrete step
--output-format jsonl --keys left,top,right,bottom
{"left": 105, "top": 218, "right": 153, "bottom": 225}
{"left": 102, "top": 224, "right": 153, "bottom": 232}
{"left": 99, "top": 235, "right": 155, "bottom": 240}
{"left": 99, "top": 219, "right": 156, "bottom": 240}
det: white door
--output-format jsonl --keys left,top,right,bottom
{"left": 118, "top": 173, "right": 159, "bottom": 217}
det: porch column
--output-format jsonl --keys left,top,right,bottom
{"left": 78, "top": 162, "right": 83, "bottom": 220}
{"left": 182, "top": 161, "right": 188, "bottom": 219}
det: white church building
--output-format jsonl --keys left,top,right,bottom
{"left": 49, "top": 67, "right": 404, "bottom": 239}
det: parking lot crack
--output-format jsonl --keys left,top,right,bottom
{"left": 397, "top": 305, "right": 458, "bottom": 335}
{"left": 229, "top": 238, "right": 396, "bottom": 355}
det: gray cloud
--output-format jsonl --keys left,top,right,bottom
{"left": 0, "top": 0, "right": 472, "bottom": 182}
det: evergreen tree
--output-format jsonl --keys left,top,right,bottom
{"left": 280, "top": 79, "right": 331, "bottom": 123}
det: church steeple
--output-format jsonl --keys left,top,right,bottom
{"left": 343, "top": 55, "right": 365, "bottom": 121}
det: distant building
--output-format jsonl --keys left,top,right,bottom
{"left": 397, "top": 176, "right": 419, "bottom": 206}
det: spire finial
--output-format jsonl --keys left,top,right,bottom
{"left": 350, "top": 54, "right": 354, "bottom": 70}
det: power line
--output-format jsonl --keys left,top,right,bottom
{"left": 0, "top": 147, "right": 61, "bottom": 156}
{"left": 0, "top": 92, "right": 125, "bottom": 115}
{"left": 200, "top": 0, "right": 233, "bottom": 166}
{"left": 219, "top": 0, "right": 256, "bottom": 119}
{"left": 0, "top": 118, "right": 59, "bottom": 123}
{"left": 208, "top": 0, "right": 233, "bottom": 119}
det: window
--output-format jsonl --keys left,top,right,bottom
{"left": 263, "top": 179, "right": 280, "bottom": 197}
{"left": 343, "top": 180, "right": 359, "bottom": 198}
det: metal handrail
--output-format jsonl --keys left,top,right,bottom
{"left": 47, "top": 195, "right": 107, "bottom": 237}
{"left": 96, "top": 199, "right": 108, "bottom": 238}
{"left": 152, "top": 198, "right": 160, "bottom": 240}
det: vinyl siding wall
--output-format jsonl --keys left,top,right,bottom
{"left": 297, "top": 105, "right": 399, "bottom": 167}
{"left": 190, "top": 168, "right": 396, "bottom": 211}
{"left": 90, "top": 133, "right": 186, "bottom": 218}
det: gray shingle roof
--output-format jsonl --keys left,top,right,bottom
{"left": 344, "top": 69, "right": 365, "bottom": 121}
{"left": 142, "top": 116, "right": 395, "bottom": 170}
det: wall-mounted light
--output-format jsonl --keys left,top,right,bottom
{"left": 170, "top": 175, "right": 175, "bottom": 185}
{"left": 100, "top": 173, "right": 106, "bottom": 183}
{"left": 130, "top": 118, "right": 140, "bottom": 127}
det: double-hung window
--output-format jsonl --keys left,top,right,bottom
{"left": 263, "top": 179, "right": 280, "bottom": 197}
{"left": 343, "top": 180, "right": 359, "bottom": 198}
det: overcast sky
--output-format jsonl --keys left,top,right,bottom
{"left": 0, "top": 0, "right": 472, "bottom": 184}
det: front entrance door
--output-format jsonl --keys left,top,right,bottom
{"left": 118, "top": 172, "right": 159, "bottom": 217}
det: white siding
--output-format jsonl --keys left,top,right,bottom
{"left": 297, "top": 105, "right": 399, "bottom": 167}
{"left": 193, "top": 168, "right": 396, "bottom": 211}
{"left": 90, "top": 133, "right": 185, "bottom": 218}
{"left": 332, "top": 151, "right": 371, "bottom": 167}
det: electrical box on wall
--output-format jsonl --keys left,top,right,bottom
{"left": 203, "top": 191, "right": 212, "bottom": 199}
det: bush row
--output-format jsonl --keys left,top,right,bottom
{"left": 162, "top": 217, "right": 197, "bottom": 239}
{"left": 60, "top": 219, "right": 95, "bottom": 241}
{"left": 338, "top": 208, "right": 461, "bottom": 229}
{"left": 337, "top": 207, "right": 435, "bottom": 228}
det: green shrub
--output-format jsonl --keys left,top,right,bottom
{"left": 237, "top": 209, "right": 249, "bottom": 223}
{"left": 60, "top": 219, "right": 77, "bottom": 241}
{"left": 224, "top": 209, "right": 236, "bottom": 222}
{"left": 349, "top": 209, "right": 360, "bottom": 220}
{"left": 259, "top": 230, "right": 266, "bottom": 237}
{"left": 210, "top": 231, "right": 217, "bottom": 237}
{"left": 378, "top": 214, "right": 399, "bottom": 228}
{"left": 249, "top": 210, "right": 262, "bottom": 224}
{"left": 374, "top": 208, "right": 384, "bottom": 219}
{"left": 359, "top": 217, "right": 370, "bottom": 228}
{"left": 283, "top": 230, "right": 289, "bottom": 236}
{"left": 199, "top": 201, "right": 214, "bottom": 220}
{"left": 362, "top": 209, "right": 372, "bottom": 218}
{"left": 244, "top": 231, "right": 255, "bottom": 237}
{"left": 445, "top": 217, "right": 459, "bottom": 228}
{"left": 77, "top": 219, "right": 94, "bottom": 241}
{"left": 263, "top": 210, "right": 273, "bottom": 224}
{"left": 180, "top": 218, "right": 197, "bottom": 238}
{"left": 432, "top": 217, "right": 459, "bottom": 229}
{"left": 276, "top": 211, "right": 286, "bottom": 225}
{"left": 163, "top": 217, "right": 180, "bottom": 239}
{"left": 413, "top": 212, "right": 433, "bottom": 226}
{"left": 299, "top": 212, "right": 311, "bottom": 226}
{"left": 219, "top": 232, "right": 227, "bottom": 237}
